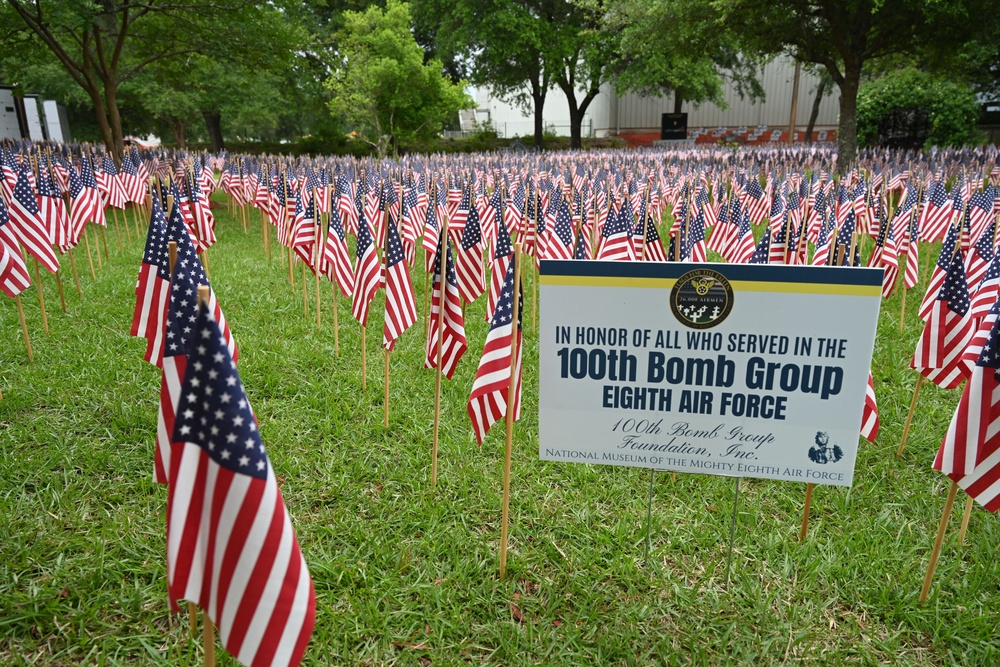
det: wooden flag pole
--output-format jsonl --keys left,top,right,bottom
{"left": 16, "top": 294, "right": 34, "bottom": 362}
{"left": 202, "top": 611, "right": 215, "bottom": 667}
{"left": 897, "top": 375, "right": 924, "bottom": 457}
{"left": 331, "top": 281, "right": 340, "bottom": 357}
{"left": 361, "top": 325, "right": 367, "bottom": 392}
{"left": 431, "top": 212, "right": 450, "bottom": 488}
{"left": 799, "top": 483, "right": 815, "bottom": 541}
{"left": 112, "top": 208, "right": 123, "bottom": 251}
{"left": 82, "top": 220, "right": 97, "bottom": 279}
{"left": 899, "top": 279, "right": 908, "bottom": 332}
{"left": 92, "top": 225, "right": 104, "bottom": 270}
{"left": 383, "top": 348, "right": 391, "bottom": 428}
{"left": 32, "top": 259, "right": 49, "bottom": 333}
{"left": 55, "top": 270, "right": 67, "bottom": 313}
{"left": 499, "top": 242, "right": 523, "bottom": 581}
{"left": 67, "top": 249, "right": 82, "bottom": 297}
{"left": 99, "top": 224, "right": 110, "bottom": 261}
{"left": 957, "top": 495, "right": 974, "bottom": 545}
{"left": 920, "top": 480, "right": 959, "bottom": 602}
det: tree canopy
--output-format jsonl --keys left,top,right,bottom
{"left": 324, "top": 0, "right": 470, "bottom": 158}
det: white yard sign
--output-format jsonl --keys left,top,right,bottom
{"left": 539, "top": 261, "right": 883, "bottom": 487}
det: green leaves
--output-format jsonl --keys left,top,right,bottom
{"left": 324, "top": 0, "right": 471, "bottom": 157}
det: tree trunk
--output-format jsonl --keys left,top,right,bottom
{"left": 168, "top": 118, "right": 186, "bottom": 148}
{"left": 805, "top": 78, "right": 828, "bottom": 144}
{"left": 674, "top": 92, "right": 683, "bottom": 114}
{"left": 104, "top": 79, "right": 125, "bottom": 160}
{"left": 202, "top": 110, "right": 224, "bottom": 152}
{"left": 836, "top": 65, "right": 861, "bottom": 174}
{"left": 530, "top": 78, "right": 546, "bottom": 149}
{"left": 560, "top": 83, "right": 599, "bottom": 150}
{"left": 85, "top": 83, "right": 115, "bottom": 157}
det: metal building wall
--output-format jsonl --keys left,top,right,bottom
{"left": 605, "top": 56, "right": 840, "bottom": 133}
{"left": 475, "top": 56, "right": 841, "bottom": 139}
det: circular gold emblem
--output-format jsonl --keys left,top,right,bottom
{"left": 670, "top": 269, "right": 734, "bottom": 329}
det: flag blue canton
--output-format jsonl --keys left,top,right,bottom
{"left": 386, "top": 214, "right": 406, "bottom": 267}
{"left": 171, "top": 306, "right": 268, "bottom": 480}
{"left": 164, "top": 246, "right": 211, "bottom": 359}
{"left": 461, "top": 202, "right": 482, "bottom": 250}
{"left": 553, "top": 201, "right": 574, "bottom": 246}
{"left": 940, "top": 252, "right": 971, "bottom": 317}
{"left": 14, "top": 168, "right": 40, "bottom": 214}
{"left": 494, "top": 218, "right": 513, "bottom": 260}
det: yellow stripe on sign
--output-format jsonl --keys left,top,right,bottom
{"left": 540, "top": 275, "right": 677, "bottom": 289}
{"left": 540, "top": 274, "right": 881, "bottom": 296}
{"left": 730, "top": 281, "right": 882, "bottom": 296}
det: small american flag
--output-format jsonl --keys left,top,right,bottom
{"left": 383, "top": 215, "right": 417, "bottom": 351}
{"left": 454, "top": 202, "right": 486, "bottom": 304}
{"left": 9, "top": 166, "right": 59, "bottom": 273}
{"left": 467, "top": 256, "right": 523, "bottom": 445}
{"left": 933, "top": 309, "right": 1000, "bottom": 512}
{"left": 860, "top": 372, "right": 879, "bottom": 443}
{"left": 130, "top": 192, "right": 170, "bottom": 344}
{"left": 166, "top": 305, "right": 316, "bottom": 666}
{"left": 0, "top": 196, "right": 31, "bottom": 298}
{"left": 425, "top": 235, "right": 467, "bottom": 379}
{"left": 351, "top": 212, "right": 380, "bottom": 327}
{"left": 911, "top": 250, "right": 974, "bottom": 389}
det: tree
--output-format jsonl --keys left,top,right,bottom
{"left": 1, "top": 0, "right": 299, "bottom": 159}
{"left": 413, "top": 0, "right": 552, "bottom": 148}
{"left": 718, "top": 0, "right": 994, "bottom": 171}
{"left": 856, "top": 68, "right": 982, "bottom": 149}
{"left": 545, "top": 0, "right": 615, "bottom": 149}
{"left": 603, "top": 0, "right": 762, "bottom": 115}
{"left": 325, "top": 0, "right": 470, "bottom": 158}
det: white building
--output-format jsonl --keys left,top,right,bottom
{"left": 473, "top": 56, "right": 841, "bottom": 144}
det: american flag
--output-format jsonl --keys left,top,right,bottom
{"left": 918, "top": 221, "right": 961, "bottom": 320}
{"left": 130, "top": 193, "right": 171, "bottom": 346}
{"left": 933, "top": 310, "right": 1000, "bottom": 512}
{"left": 860, "top": 372, "right": 879, "bottom": 443}
{"left": 0, "top": 196, "right": 31, "bottom": 298}
{"left": 187, "top": 172, "right": 216, "bottom": 252}
{"left": 467, "top": 256, "right": 523, "bottom": 445}
{"left": 454, "top": 202, "right": 486, "bottom": 304}
{"left": 145, "top": 195, "right": 236, "bottom": 367}
{"left": 290, "top": 190, "right": 318, "bottom": 270}
{"left": 911, "top": 250, "right": 974, "bottom": 389}
{"left": 596, "top": 202, "right": 634, "bottom": 261}
{"left": 80, "top": 156, "right": 107, "bottom": 228}
{"left": 351, "top": 212, "right": 380, "bottom": 327}
{"left": 155, "top": 246, "right": 234, "bottom": 484}
{"left": 8, "top": 166, "right": 59, "bottom": 273}
{"left": 486, "top": 217, "right": 514, "bottom": 322}
{"left": 545, "top": 199, "right": 575, "bottom": 260}
{"left": 166, "top": 305, "right": 316, "bottom": 666}
{"left": 98, "top": 154, "right": 127, "bottom": 210}
{"left": 970, "top": 253, "right": 1000, "bottom": 319}
{"left": 967, "top": 189, "right": 994, "bottom": 243}
{"left": 965, "top": 215, "right": 995, "bottom": 290}
{"left": 36, "top": 166, "right": 70, "bottom": 252}
{"left": 425, "top": 235, "right": 467, "bottom": 379}
{"left": 743, "top": 175, "right": 769, "bottom": 223}
{"left": 383, "top": 215, "right": 417, "bottom": 351}
{"left": 322, "top": 206, "right": 354, "bottom": 299}
{"left": 748, "top": 223, "right": 771, "bottom": 264}
{"left": 919, "top": 179, "right": 952, "bottom": 243}
{"left": 119, "top": 148, "right": 146, "bottom": 204}
{"left": 727, "top": 203, "right": 756, "bottom": 264}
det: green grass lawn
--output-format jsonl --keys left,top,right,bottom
{"left": 1, "top": 202, "right": 998, "bottom": 666}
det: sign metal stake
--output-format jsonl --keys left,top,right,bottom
{"left": 724, "top": 476, "right": 742, "bottom": 590}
